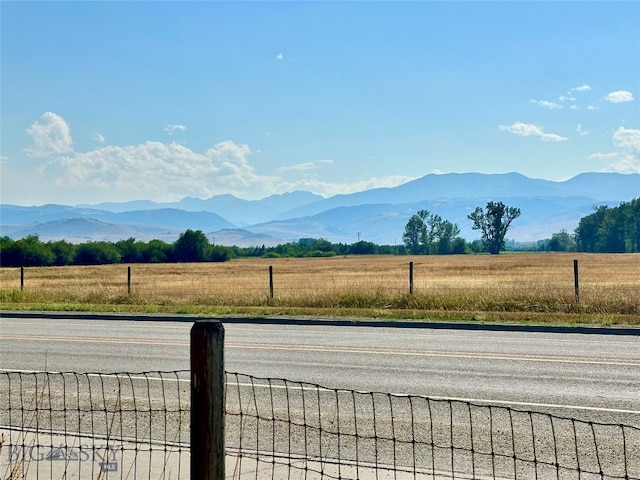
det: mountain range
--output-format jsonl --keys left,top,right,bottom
{"left": 2, "top": 172, "right": 638, "bottom": 246}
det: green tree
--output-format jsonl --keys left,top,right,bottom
{"left": 575, "top": 199, "right": 640, "bottom": 253}
{"left": 403, "top": 210, "right": 463, "bottom": 255}
{"left": 434, "top": 219, "right": 461, "bottom": 254}
{"left": 210, "top": 245, "right": 231, "bottom": 262}
{"left": 544, "top": 230, "right": 576, "bottom": 252}
{"left": 575, "top": 205, "right": 607, "bottom": 252}
{"left": 402, "top": 210, "right": 429, "bottom": 254}
{"left": 74, "top": 242, "right": 122, "bottom": 265}
{"left": 140, "top": 239, "right": 171, "bottom": 263}
{"left": 0, "top": 236, "right": 20, "bottom": 266}
{"left": 627, "top": 198, "right": 640, "bottom": 252}
{"left": 309, "top": 238, "right": 334, "bottom": 253}
{"left": 48, "top": 239, "right": 76, "bottom": 265}
{"left": 172, "top": 229, "right": 211, "bottom": 262}
{"left": 468, "top": 201, "right": 521, "bottom": 254}
{"left": 115, "top": 237, "right": 144, "bottom": 263}
{"left": 0, "top": 235, "right": 55, "bottom": 266}
{"left": 349, "top": 240, "right": 378, "bottom": 255}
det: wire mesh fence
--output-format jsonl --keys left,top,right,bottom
{"left": 226, "top": 373, "right": 640, "bottom": 480}
{"left": 1, "top": 370, "right": 639, "bottom": 479}
{"left": 0, "top": 370, "right": 190, "bottom": 480}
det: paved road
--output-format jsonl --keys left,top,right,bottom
{"left": 1, "top": 313, "right": 639, "bottom": 426}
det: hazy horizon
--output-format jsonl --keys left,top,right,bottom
{"left": 3, "top": 170, "right": 638, "bottom": 208}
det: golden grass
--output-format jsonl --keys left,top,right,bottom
{"left": 1, "top": 253, "right": 639, "bottom": 325}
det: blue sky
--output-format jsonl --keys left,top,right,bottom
{"left": 1, "top": 1, "right": 638, "bottom": 206}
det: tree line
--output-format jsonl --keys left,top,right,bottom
{"left": 530, "top": 198, "right": 639, "bottom": 253}
{"left": 0, "top": 230, "right": 408, "bottom": 267}
{"left": 1, "top": 199, "right": 637, "bottom": 267}
{"left": 575, "top": 198, "right": 640, "bottom": 253}
{"left": 0, "top": 230, "right": 231, "bottom": 267}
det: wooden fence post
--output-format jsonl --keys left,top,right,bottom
{"left": 269, "top": 265, "right": 274, "bottom": 299}
{"left": 191, "top": 321, "right": 225, "bottom": 480}
{"left": 573, "top": 259, "right": 579, "bottom": 304}
{"left": 127, "top": 266, "right": 132, "bottom": 295}
{"left": 20, "top": 266, "right": 24, "bottom": 290}
{"left": 409, "top": 261, "right": 414, "bottom": 295}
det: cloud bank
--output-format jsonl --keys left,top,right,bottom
{"left": 26, "top": 112, "right": 414, "bottom": 202}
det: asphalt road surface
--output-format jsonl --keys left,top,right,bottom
{"left": 1, "top": 312, "right": 639, "bottom": 426}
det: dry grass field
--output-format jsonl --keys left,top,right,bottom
{"left": 1, "top": 252, "right": 639, "bottom": 325}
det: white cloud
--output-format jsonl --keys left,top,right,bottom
{"left": 276, "top": 53, "right": 283, "bottom": 61}
{"left": 94, "top": 132, "right": 106, "bottom": 143}
{"left": 613, "top": 127, "right": 640, "bottom": 151}
{"left": 40, "top": 139, "right": 260, "bottom": 200}
{"left": 30, "top": 112, "right": 412, "bottom": 201}
{"left": 588, "top": 152, "right": 619, "bottom": 161}
{"left": 278, "top": 160, "right": 333, "bottom": 173}
{"left": 164, "top": 124, "right": 188, "bottom": 134}
{"left": 26, "top": 112, "right": 74, "bottom": 157}
{"left": 499, "top": 122, "right": 567, "bottom": 142}
{"left": 587, "top": 105, "right": 598, "bottom": 110}
{"left": 532, "top": 100, "right": 562, "bottom": 110}
{"left": 602, "top": 158, "right": 640, "bottom": 174}
{"left": 604, "top": 91, "right": 634, "bottom": 103}
{"left": 571, "top": 84, "right": 591, "bottom": 92}
{"left": 589, "top": 127, "right": 640, "bottom": 174}
{"left": 40, "top": 139, "right": 415, "bottom": 200}
{"left": 290, "top": 175, "right": 416, "bottom": 198}
{"left": 576, "top": 124, "right": 588, "bottom": 136}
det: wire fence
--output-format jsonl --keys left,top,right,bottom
{"left": 226, "top": 373, "right": 640, "bottom": 480}
{"left": 3, "top": 255, "right": 640, "bottom": 315}
{"left": 1, "top": 370, "right": 639, "bottom": 479}
{"left": 0, "top": 370, "right": 190, "bottom": 480}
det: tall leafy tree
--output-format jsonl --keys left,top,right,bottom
{"left": 402, "top": 210, "right": 429, "bottom": 254}
{"left": 403, "top": 210, "right": 463, "bottom": 254}
{"left": 468, "top": 201, "right": 521, "bottom": 254}
{"left": 172, "top": 229, "right": 211, "bottom": 262}
{"left": 435, "top": 220, "right": 461, "bottom": 254}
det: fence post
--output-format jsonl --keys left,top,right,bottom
{"left": 409, "top": 261, "right": 414, "bottom": 295}
{"left": 21, "top": 266, "right": 24, "bottom": 290}
{"left": 573, "top": 259, "right": 579, "bottom": 304}
{"left": 191, "top": 321, "right": 225, "bottom": 480}
{"left": 127, "top": 266, "right": 131, "bottom": 295}
{"left": 269, "top": 265, "right": 274, "bottom": 299}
